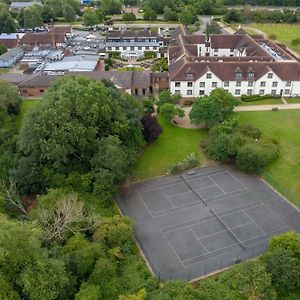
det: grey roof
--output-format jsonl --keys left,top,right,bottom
{"left": 0, "top": 73, "right": 35, "bottom": 85}
{"left": 10, "top": 1, "right": 41, "bottom": 8}
{"left": 18, "top": 73, "right": 61, "bottom": 87}
{"left": 0, "top": 47, "right": 23, "bottom": 62}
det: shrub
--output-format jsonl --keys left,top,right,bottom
{"left": 268, "top": 33, "right": 277, "bottom": 40}
{"left": 141, "top": 114, "right": 162, "bottom": 144}
{"left": 236, "top": 123, "right": 262, "bottom": 140}
{"left": 259, "top": 138, "right": 280, "bottom": 164}
{"left": 236, "top": 143, "right": 267, "bottom": 174}
{"left": 168, "top": 153, "right": 198, "bottom": 174}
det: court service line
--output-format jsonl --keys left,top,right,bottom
{"left": 159, "top": 186, "right": 176, "bottom": 209}
{"left": 225, "top": 170, "right": 249, "bottom": 192}
{"left": 190, "top": 229, "right": 210, "bottom": 254}
{"left": 207, "top": 175, "right": 226, "bottom": 195}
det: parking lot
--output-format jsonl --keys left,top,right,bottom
{"left": 117, "top": 165, "right": 300, "bottom": 280}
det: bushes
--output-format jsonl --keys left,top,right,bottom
{"left": 141, "top": 114, "right": 162, "bottom": 144}
{"left": 168, "top": 153, "right": 198, "bottom": 174}
{"left": 204, "top": 119, "right": 279, "bottom": 174}
{"left": 240, "top": 94, "right": 275, "bottom": 102}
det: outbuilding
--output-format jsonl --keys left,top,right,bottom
{"left": 0, "top": 47, "right": 24, "bottom": 68}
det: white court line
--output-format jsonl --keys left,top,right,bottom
{"left": 136, "top": 190, "right": 156, "bottom": 219}
{"left": 243, "top": 212, "right": 266, "bottom": 234}
{"left": 260, "top": 201, "right": 290, "bottom": 231}
{"left": 159, "top": 186, "right": 175, "bottom": 208}
{"left": 162, "top": 231, "right": 186, "bottom": 267}
{"left": 225, "top": 170, "right": 249, "bottom": 192}
{"left": 190, "top": 228, "right": 209, "bottom": 253}
{"left": 208, "top": 175, "right": 226, "bottom": 194}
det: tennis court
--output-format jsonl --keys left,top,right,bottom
{"left": 117, "top": 165, "right": 300, "bottom": 280}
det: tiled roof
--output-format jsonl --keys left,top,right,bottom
{"left": 20, "top": 32, "right": 66, "bottom": 45}
{"left": 107, "top": 30, "right": 158, "bottom": 39}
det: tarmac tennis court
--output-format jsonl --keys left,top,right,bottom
{"left": 117, "top": 165, "right": 300, "bottom": 280}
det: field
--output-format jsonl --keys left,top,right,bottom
{"left": 286, "top": 98, "right": 300, "bottom": 104}
{"left": 132, "top": 116, "right": 207, "bottom": 181}
{"left": 16, "top": 99, "right": 40, "bottom": 129}
{"left": 237, "top": 110, "right": 300, "bottom": 208}
{"left": 249, "top": 24, "right": 300, "bottom": 54}
{"left": 239, "top": 98, "right": 283, "bottom": 106}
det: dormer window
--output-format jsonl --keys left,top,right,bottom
{"left": 235, "top": 72, "right": 243, "bottom": 79}
{"left": 248, "top": 72, "right": 254, "bottom": 78}
{"left": 186, "top": 73, "right": 193, "bottom": 80}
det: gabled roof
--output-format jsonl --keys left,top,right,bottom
{"left": 20, "top": 32, "right": 66, "bottom": 45}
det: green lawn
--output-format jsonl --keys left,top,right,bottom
{"left": 286, "top": 98, "right": 300, "bottom": 104}
{"left": 132, "top": 116, "right": 207, "bottom": 181}
{"left": 237, "top": 110, "right": 300, "bottom": 208}
{"left": 239, "top": 98, "right": 283, "bottom": 106}
{"left": 16, "top": 99, "right": 40, "bottom": 129}
{"left": 252, "top": 23, "right": 300, "bottom": 54}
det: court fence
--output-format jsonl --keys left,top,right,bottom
{"left": 134, "top": 226, "right": 269, "bottom": 281}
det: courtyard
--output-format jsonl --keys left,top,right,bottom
{"left": 117, "top": 164, "right": 300, "bottom": 281}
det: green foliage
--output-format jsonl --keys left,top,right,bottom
{"left": 41, "top": 5, "right": 56, "bottom": 22}
{"left": 0, "top": 44, "right": 7, "bottom": 56}
{"left": 220, "top": 260, "right": 277, "bottom": 300}
{"left": 143, "top": 10, "right": 157, "bottom": 21}
{"left": 158, "top": 90, "right": 181, "bottom": 107}
{"left": 119, "top": 288, "right": 147, "bottom": 300}
{"left": 152, "top": 58, "right": 168, "bottom": 72}
{"left": 179, "top": 7, "right": 197, "bottom": 26}
{"left": 16, "top": 76, "right": 143, "bottom": 195}
{"left": 102, "top": 0, "right": 122, "bottom": 15}
{"left": 63, "top": 4, "right": 76, "bottom": 22}
{"left": 22, "top": 4, "right": 43, "bottom": 28}
{"left": 0, "top": 9, "right": 16, "bottom": 33}
{"left": 83, "top": 9, "right": 99, "bottom": 26}
{"left": 189, "top": 88, "right": 237, "bottom": 128}
{"left": 160, "top": 103, "right": 184, "bottom": 122}
{"left": 168, "top": 153, "right": 198, "bottom": 174}
{"left": 0, "top": 79, "right": 21, "bottom": 116}
{"left": 123, "top": 12, "right": 136, "bottom": 22}
{"left": 262, "top": 249, "right": 300, "bottom": 295}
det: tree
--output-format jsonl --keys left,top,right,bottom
{"left": 96, "top": 8, "right": 106, "bottom": 23}
{"left": 163, "top": 6, "right": 178, "bottom": 21}
{"left": 223, "top": 9, "right": 241, "bottom": 23}
{"left": 143, "top": 10, "right": 157, "bottom": 21}
{"left": 122, "top": 12, "right": 136, "bottom": 22}
{"left": 160, "top": 103, "right": 184, "bottom": 122}
{"left": 220, "top": 260, "right": 277, "bottom": 300}
{"left": 0, "top": 44, "right": 7, "bottom": 56}
{"left": 0, "top": 79, "right": 22, "bottom": 116}
{"left": 189, "top": 88, "right": 237, "bottom": 128}
{"left": 199, "top": 0, "right": 214, "bottom": 15}
{"left": 102, "top": 0, "right": 122, "bottom": 15}
{"left": 0, "top": 9, "right": 16, "bottom": 33}
{"left": 158, "top": 90, "right": 180, "bottom": 107}
{"left": 262, "top": 249, "right": 300, "bottom": 295}
{"left": 16, "top": 76, "right": 143, "bottom": 196}
{"left": 41, "top": 5, "right": 56, "bottom": 23}
{"left": 205, "top": 21, "right": 222, "bottom": 37}
{"left": 179, "top": 7, "right": 197, "bottom": 26}
{"left": 236, "top": 143, "right": 267, "bottom": 174}
{"left": 83, "top": 10, "right": 99, "bottom": 27}
{"left": 32, "top": 189, "right": 98, "bottom": 242}
{"left": 152, "top": 58, "right": 168, "bottom": 72}
{"left": 63, "top": 4, "right": 76, "bottom": 22}
{"left": 23, "top": 5, "right": 43, "bottom": 28}
{"left": 141, "top": 114, "right": 162, "bottom": 143}
{"left": 119, "top": 289, "right": 147, "bottom": 300}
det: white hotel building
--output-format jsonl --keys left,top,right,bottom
{"left": 169, "top": 26, "right": 300, "bottom": 103}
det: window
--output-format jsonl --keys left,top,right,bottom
{"left": 116, "top": 46, "right": 119, "bottom": 50}
{"left": 214, "top": 49, "right": 219, "bottom": 52}
{"left": 130, "top": 46, "right": 134, "bottom": 50}
{"left": 187, "top": 90, "right": 193, "bottom": 95}
{"left": 286, "top": 81, "right": 292, "bottom": 87}
{"left": 272, "top": 81, "right": 278, "bottom": 87}
{"left": 145, "top": 46, "right": 149, "bottom": 50}
{"left": 199, "top": 82, "right": 205, "bottom": 87}
{"left": 284, "top": 89, "right": 290, "bottom": 95}
{"left": 230, "top": 48, "right": 234, "bottom": 52}
{"left": 260, "top": 81, "right": 266, "bottom": 87}
{"left": 39, "top": 89, "right": 44, "bottom": 93}
{"left": 138, "top": 46, "right": 142, "bottom": 50}
{"left": 206, "top": 73, "right": 212, "bottom": 79}
{"left": 271, "top": 89, "right": 277, "bottom": 95}
{"left": 236, "top": 81, "right": 241, "bottom": 87}
{"left": 247, "top": 89, "right": 253, "bottom": 95}
{"left": 186, "top": 73, "right": 193, "bottom": 79}
{"left": 248, "top": 81, "right": 253, "bottom": 87}
{"left": 123, "top": 46, "right": 127, "bottom": 50}
{"left": 153, "top": 46, "right": 157, "bottom": 50}
{"left": 248, "top": 72, "right": 254, "bottom": 78}
{"left": 267, "top": 73, "right": 273, "bottom": 78}
{"left": 224, "top": 81, "right": 229, "bottom": 87}
{"left": 212, "top": 82, "right": 217, "bottom": 88}
{"left": 259, "top": 89, "right": 265, "bottom": 95}
{"left": 142, "top": 88, "right": 146, "bottom": 96}
{"left": 235, "top": 89, "right": 240, "bottom": 95}
{"left": 175, "top": 82, "right": 181, "bottom": 87}
{"left": 199, "top": 90, "right": 205, "bottom": 95}
{"left": 187, "top": 82, "right": 193, "bottom": 87}
{"left": 175, "top": 90, "right": 181, "bottom": 95}
{"left": 107, "top": 47, "right": 112, "bottom": 50}
{"left": 235, "top": 72, "right": 242, "bottom": 79}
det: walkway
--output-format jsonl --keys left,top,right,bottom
{"left": 235, "top": 104, "right": 300, "bottom": 112}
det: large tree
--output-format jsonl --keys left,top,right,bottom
{"left": 16, "top": 76, "right": 144, "bottom": 196}
{"left": 189, "top": 88, "right": 237, "bottom": 128}
{"left": 0, "top": 9, "right": 16, "bottom": 33}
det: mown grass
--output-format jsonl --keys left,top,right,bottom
{"left": 16, "top": 99, "right": 40, "bottom": 129}
{"left": 285, "top": 98, "right": 300, "bottom": 104}
{"left": 238, "top": 98, "right": 283, "bottom": 106}
{"left": 237, "top": 110, "right": 300, "bottom": 208}
{"left": 252, "top": 23, "right": 300, "bottom": 54}
{"left": 132, "top": 116, "right": 208, "bottom": 181}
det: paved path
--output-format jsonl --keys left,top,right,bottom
{"left": 235, "top": 104, "right": 300, "bottom": 111}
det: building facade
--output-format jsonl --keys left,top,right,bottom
{"left": 169, "top": 26, "right": 300, "bottom": 102}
